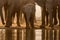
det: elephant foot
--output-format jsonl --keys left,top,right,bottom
{"left": 49, "top": 25, "right": 54, "bottom": 29}
{"left": 49, "top": 25, "right": 54, "bottom": 27}
{"left": 58, "top": 24, "right": 60, "bottom": 26}
{"left": 26, "top": 27, "right": 31, "bottom": 29}
{"left": 45, "top": 23, "right": 48, "bottom": 26}
{"left": 39, "top": 25, "right": 45, "bottom": 29}
{"left": 5, "top": 23, "right": 12, "bottom": 27}
{"left": 5, "top": 25, "right": 11, "bottom": 27}
{"left": 54, "top": 21, "right": 58, "bottom": 25}
{"left": 17, "top": 24, "right": 21, "bottom": 27}
{"left": 2, "top": 22, "right": 5, "bottom": 25}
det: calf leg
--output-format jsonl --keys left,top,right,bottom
{"left": 30, "top": 9, "right": 35, "bottom": 28}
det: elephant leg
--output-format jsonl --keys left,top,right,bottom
{"left": 4, "top": 4, "right": 8, "bottom": 21}
{"left": 0, "top": 7, "right": 5, "bottom": 25}
{"left": 48, "top": 9, "right": 54, "bottom": 27}
{"left": 5, "top": 6, "right": 13, "bottom": 27}
{"left": 30, "top": 14, "right": 35, "bottom": 28}
{"left": 53, "top": 7, "right": 57, "bottom": 25}
{"left": 22, "top": 5, "right": 35, "bottom": 28}
{"left": 58, "top": 6, "right": 60, "bottom": 26}
{"left": 17, "top": 10, "right": 21, "bottom": 27}
{"left": 19, "top": 11, "right": 23, "bottom": 24}
{"left": 24, "top": 14, "right": 30, "bottom": 28}
{"left": 45, "top": 11, "right": 49, "bottom": 26}
{"left": 40, "top": 7, "right": 45, "bottom": 28}
{"left": 30, "top": 9, "right": 35, "bottom": 28}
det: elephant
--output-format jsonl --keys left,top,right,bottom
{"left": 5, "top": 0, "right": 35, "bottom": 28}
{"left": 1, "top": 0, "right": 23, "bottom": 26}
{"left": 46, "top": 0, "right": 57, "bottom": 27}
{"left": 4, "top": 3, "right": 22, "bottom": 26}
{"left": 35, "top": 0, "right": 58, "bottom": 28}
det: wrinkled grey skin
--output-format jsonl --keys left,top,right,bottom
{"left": 5, "top": 0, "right": 35, "bottom": 28}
